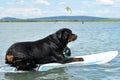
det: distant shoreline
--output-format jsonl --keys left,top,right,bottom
{"left": 1, "top": 16, "right": 120, "bottom": 22}
{"left": 0, "top": 19, "right": 120, "bottom": 22}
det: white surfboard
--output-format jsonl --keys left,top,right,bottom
{"left": 0, "top": 51, "right": 118, "bottom": 72}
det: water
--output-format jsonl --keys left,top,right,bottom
{"left": 0, "top": 22, "right": 120, "bottom": 80}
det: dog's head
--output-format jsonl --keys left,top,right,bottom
{"left": 55, "top": 28, "right": 77, "bottom": 45}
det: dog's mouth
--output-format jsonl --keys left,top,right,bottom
{"left": 68, "top": 34, "right": 77, "bottom": 42}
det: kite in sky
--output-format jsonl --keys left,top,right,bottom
{"left": 66, "top": 6, "right": 72, "bottom": 14}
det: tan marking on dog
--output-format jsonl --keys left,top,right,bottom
{"left": 6, "top": 54, "right": 13, "bottom": 62}
{"left": 68, "top": 34, "right": 77, "bottom": 42}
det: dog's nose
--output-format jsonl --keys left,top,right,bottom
{"left": 73, "top": 34, "right": 77, "bottom": 40}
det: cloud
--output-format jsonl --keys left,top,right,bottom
{"left": 96, "top": 10, "right": 110, "bottom": 14}
{"left": 73, "top": 10, "right": 87, "bottom": 15}
{"left": 0, "top": 7, "right": 7, "bottom": 18}
{"left": 96, "top": 0, "right": 114, "bottom": 5}
{"left": 7, "top": 0, "right": 25, "bottom": 5}
{"left": 0, "top": 7, "right": 42, "bottom": 18}
{"left": 42, "top": 10, "right": 66, "bottom": 17}
{"left": 88, "top": 9, "right": 111, "bottom": 17}
{"left": 35, "top": 0, "right": 51, "bottom": 6}
{"left": 59, "top": 2, "right": 66, "bottom": 5}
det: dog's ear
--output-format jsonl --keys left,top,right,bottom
{"left": 56, "top": 29, "right": 64, "bottom": 39}
{"left": 57, "top": 31, "right": 62, "bottom": 39}
{"left": 56, "top": 28, "right": 72, "bottom": 44}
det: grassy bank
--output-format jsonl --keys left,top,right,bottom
{"left": 0, "top": 19, "right": 120, "bottom": 22}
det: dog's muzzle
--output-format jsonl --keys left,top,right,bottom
{"left": 68, "top": 34, "right": 77, "bottom": 42}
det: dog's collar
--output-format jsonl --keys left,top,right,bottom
{"left": 63, "top": 51, "right": 66, "bottom": 56}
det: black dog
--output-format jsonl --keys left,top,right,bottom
{"left": 5, "top": 28, "right": 83, "bottom": 70}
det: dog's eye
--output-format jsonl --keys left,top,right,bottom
{"left": 63, "top": 32, "right": 70, "bottom": 39}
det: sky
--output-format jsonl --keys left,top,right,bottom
{"left": 0, "top": 0, "right": 120, "bottom": 19}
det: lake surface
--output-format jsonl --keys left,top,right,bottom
{"left": 0, "top": 22, "right": 120, "bottom": 80}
